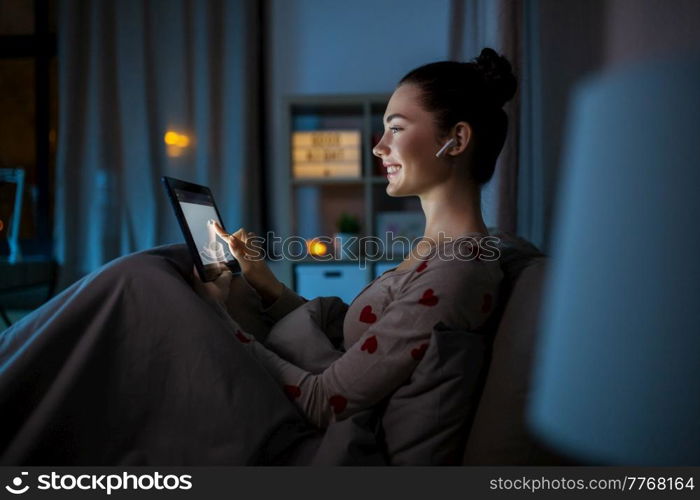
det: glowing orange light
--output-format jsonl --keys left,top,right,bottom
{"left": 164, "top": 130, "right": 193, "bottom": 157}
{"left": 164, "top": 131, "right": 179, "bottom": 145}
{"left": 0, "top": 219, "right": 4, "bottom": 232}
{"left": 307, "top": 239, "right": 328, "bottom": 256}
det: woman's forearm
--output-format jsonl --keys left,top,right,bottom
{"left": 257, "top": 279, "right": 284, "bottom": 308}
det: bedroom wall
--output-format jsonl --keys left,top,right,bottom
{"left": 526, "top": 0, "right": 700, "bottom": 251}
{"left": 604, "top": 0, "right": 700, "bottom": 68}
{"left": 532, "top": 0, "right": 607, "bottom": 251}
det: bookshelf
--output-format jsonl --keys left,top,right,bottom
{"left": 274, "top": 94, "right": 425, "bottom": 302}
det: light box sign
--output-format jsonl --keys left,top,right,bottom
{"left": 292, "top": 130, "right": 361, "bottom": 178}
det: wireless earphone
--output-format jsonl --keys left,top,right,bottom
{"left": 435, "top": 138, "right": 457, "bottom": 158}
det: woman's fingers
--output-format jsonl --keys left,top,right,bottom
{"left": 230, "top": 235, "right": 254, "bottom": 261}
{"left": 213, "top": 222, "right": 228, "bottom": 238}
{"left": 212, "top": 224, "right": 259, "bottom": 260}
{"left": 235, "top": 230, "right": 247, "bottom": 243}
{"left": 232, "top": 236, "right": 245, "bottom": 252}
{"left": 213, "top": 222, "right": 247, "bottom": 240}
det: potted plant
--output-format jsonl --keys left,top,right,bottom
{"left": 334, "top": 212, "right": 361, "bottom": 260}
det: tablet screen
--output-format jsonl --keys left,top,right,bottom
{"left": 174, "top": 188, "right": 236, "bottom": 265}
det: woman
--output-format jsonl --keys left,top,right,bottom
{"left": 0, "top": 48, "right": 516, "bottom": 465}
{"left": 212, "top": 47, "right": 515, "bottom": 428}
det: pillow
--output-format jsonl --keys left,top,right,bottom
{"left": 380, "top": 322, "right": 490, "bottom": 465}
{"left": 461, "top": 257, "right": 568, "bottom": 465}
{"left": 308, "top": 408, "right": 387, "bottom": 465}
{"left": 263, "top": 296, "right": 345, "bottom": 373}
{"left": 261, "top": 296, "right": 388, "bottom": 465}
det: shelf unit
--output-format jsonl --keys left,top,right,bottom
{"left": 275, "top": 94, "right": 425, "bottom": 302}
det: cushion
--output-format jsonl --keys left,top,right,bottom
{"left": 261, "top": 296, "right": 388, "bottom": 465}
{"left": 263, "top": 296, "right": 346, "bottom": 373}
{"left": 462, "top": 256, "right": 565, "bottom": 464}
{"left": 462, "top": 232, "right": 568, "bottom": 464}
{"left": 380, "top": 322, "right": 491, "bottom": 465}
{"left": 307, "top": 409, "right": 387, "bottom": 465}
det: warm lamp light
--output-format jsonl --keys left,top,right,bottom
{"left": 306, "top": 238, "right": 329, "bottom": 256}
{"left": 164, "top": 130, "right": 193, "bottom": 157}
{"left": 307, "top": 238, "right": 328, "bottom": 256}
{"left": 528, "top": 55, "right": 700, "bottom": 465}
{"left": 164, "top": 131, "right": 179, "bottom": 145}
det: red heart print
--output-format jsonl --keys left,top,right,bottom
{"left": 235, "top": 330, "right": 252, "bottom": 344}
{"left": 411, "top": 343, "right": 428, "bottom": 360}
{"left": 481, "top": 293, "right": 493, "bottom": 314}
{"left": 416, "top": 260, "right": 428, "bottom": 272}
{"left": 329, "top": 395, "right": 347, "bottom": 414}
{"left": 418, "top": 288, "right": 439, "bottom": 306}
{"left": 359, "top": 305, "right": 377, "bottom": 323}
{"left": 360, "top": 335, "right": 378, "bottom": 354}
{"left": 284, "top": 385, "right": 301, "bottom": 399}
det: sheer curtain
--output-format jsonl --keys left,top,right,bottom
{"left": 450, "top": 0, "right": 529, "bottom": 239}
{"left": 55, "top": 0, "right": 261, "bottom": 290}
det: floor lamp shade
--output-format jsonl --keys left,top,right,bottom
{"left": 528, "top": 55, "right": 700, "bottom": 465}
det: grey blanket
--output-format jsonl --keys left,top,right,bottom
{"left": 0, "top": 244, "right": 383, "bottom": 465}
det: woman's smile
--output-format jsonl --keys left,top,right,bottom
{"left": 385, "top": 163, "right": 402, "bottom": 178}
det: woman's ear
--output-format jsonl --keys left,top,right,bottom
{"left": 449, "top": 121, "right": 472, "bottom": 156}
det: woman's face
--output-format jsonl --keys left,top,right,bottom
{"left": 373, "top": 84, "right": 450, "bottom": 197}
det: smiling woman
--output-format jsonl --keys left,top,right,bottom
{"left": 373, "top": 48, "right": 516, "bottom": 262}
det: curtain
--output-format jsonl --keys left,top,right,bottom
{"left": 450, "top": 0, "right": 528, "bottom": 240}
{"left": 515, "top": 0, "right": 544, "bottom": 250}
{"left": 55, "top": 0, "right": 261, "bottom": 290}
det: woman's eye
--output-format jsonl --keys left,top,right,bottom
{"left": 389, "top": 127, "right": 402, "bottom": 134}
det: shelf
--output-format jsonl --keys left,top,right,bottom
{"left": 290, "top": 176, "right": 388, "bottom": 185}
{"left": 283, "top": 93, "right": 427, "bottom": 297}
{"left": 286, "top": 94, "right": 390, "bottom": 106}
{"left": 292, "top": 257, "right": 402, "bottom": 265}
{"left": 291, "top": 177, "right": 365, "bottom": 185}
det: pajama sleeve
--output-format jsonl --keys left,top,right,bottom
{"left": 239, "top": 259, "right": 500, "bottom": 429}
{"left": 258, "top": 283, "right": 308, "bottom": 322}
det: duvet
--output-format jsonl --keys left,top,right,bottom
{"left": 0, "top": 244, "right": 383, "bottom": 465}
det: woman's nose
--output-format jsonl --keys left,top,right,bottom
{"left": 373, "top": 137, "right": 388, "bottom": 158}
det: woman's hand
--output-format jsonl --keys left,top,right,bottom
{"left": 213, "top": 222, "right": 283, "bottom": 306}
{"left": 192, "top": 264, "right": 233, "bottom": 306}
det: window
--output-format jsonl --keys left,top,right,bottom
{"left": 0, "top": 0, "right": 57, "bottom": 258}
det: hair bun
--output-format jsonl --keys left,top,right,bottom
{"left": 473, "top": 47, "right": 517, "bottom": 107}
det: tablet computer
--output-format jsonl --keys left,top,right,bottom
{"left": 162, "top": 176, "right": 242, "bottom": 281}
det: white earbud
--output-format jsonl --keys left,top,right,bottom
{"left": 435, "top": 138, "right": 457, "bottom": 158}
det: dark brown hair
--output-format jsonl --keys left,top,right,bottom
{"left": 399, "top": 48, "right": 517, "bottom": 185}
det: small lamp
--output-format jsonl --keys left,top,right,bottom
{"left": 528, "top": 54, "right": 700, "bottom": 465}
